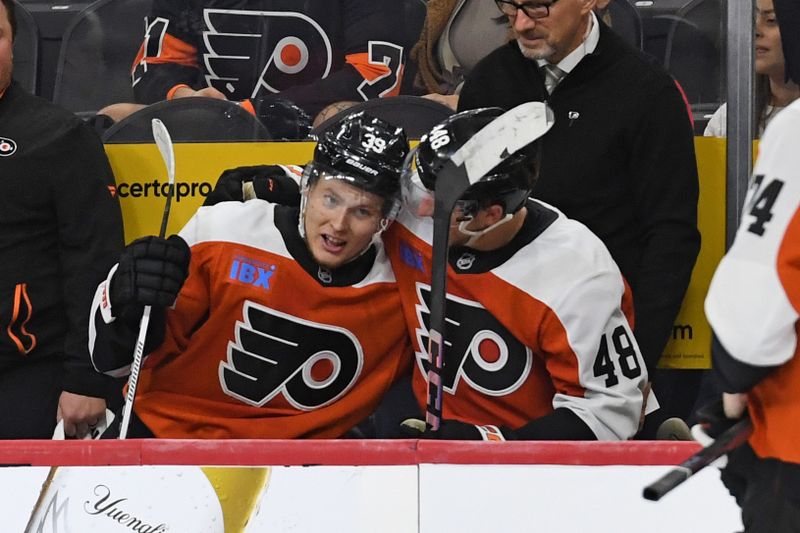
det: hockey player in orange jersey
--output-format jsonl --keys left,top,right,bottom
{"left": 88, "top": 112, "right": 413, "bottom": 438}
{"left": 701, "top": 0, "right": 800, "bottom": 529}
{"left": 385, "top": 107, "right": 649, "bottom": 441}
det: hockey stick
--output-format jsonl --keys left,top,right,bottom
{"left": 425, "top": 102, "right": 554, "bottom": 430}
{"left": 642, "top": 417, "right": 753, "bottom": 501}
{"left": 24, "top": 466, "right": 58, "bottom": 532}
{"left": 118, "top": 118, "right": 175, "bottom": 439}
{"left": 23, "top": 127, "right": 175, "bottom": 525}
{"left": 24, "top": 121, "right": 175, "bottom": 528}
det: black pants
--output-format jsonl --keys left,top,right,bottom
{"left": 372, "top": 374, "right": 423, "bottom": 439}
{"left": 722, "top": 444, "right": 800, "bottom": 533}
{"left": 0, "top": 358, "right": 63, "bottom": 438}
{"left": 0, "top": 357, "right": 127, "bottom": 439}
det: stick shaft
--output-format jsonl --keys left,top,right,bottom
{"left": 119, "top": 119, "right": 175, "bottom": 439}
{"left": 425, "top": 210, "right": 453, "bottom": 430}
{"left": 118, "top": 306, "right": 152, "bottom": 439}
{"left": 643, "top": 418, "right": 753, "bottom": 501}
{"left": 424, "top": 159, "right": 469, "bottom": 430}
{"left": 158, "top": 188, "right": 173, "bottom": 237}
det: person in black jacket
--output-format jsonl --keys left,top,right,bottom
{"left": 457, "top": 0, "right": 701, "bottom": 437}
{"left": 0, "top": 0, "right": 124, "bottom": 438}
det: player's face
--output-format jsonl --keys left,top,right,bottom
{"left": 0, "top": 2, "right": 12, "bottom": 93}
{"left": 303, "top": 178, "right": 385, "bottom": 269}
{"left": 507, "top": 0, "right": 595, "bottom": 64}
{"left": 447, "top": 204, "right": 492, "bottom": 247}
{"left": 755, "top": 0, "right": 785, "bottom": 79}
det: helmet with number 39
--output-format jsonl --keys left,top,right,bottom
{"left": 305, "top": 111, "right": 409, "bottom": 220}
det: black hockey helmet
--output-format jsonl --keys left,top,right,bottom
{"left": 412, "top": 107, "right": 545, "bottom": 217}
{"left": 307, "top": 111, "right": 409, "bottom": 217}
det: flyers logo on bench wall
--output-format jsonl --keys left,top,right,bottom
{"left": 0, "top": 137, "right": 17, "bottom": 157}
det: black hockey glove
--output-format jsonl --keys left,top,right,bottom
{"left": 400, "top": 418, "right": 509, "bottom": 441}
{"left": 249, "top": 96, "right": 313, "bottom": 140}
{"left": 109, "top": 235, "right": 191, "bottom": 327}
{"left": 204, "top": 165, "right": 301, "bottom": 207}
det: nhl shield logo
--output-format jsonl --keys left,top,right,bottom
{"left": 456, "top": 252, "right": 476, "bottom": 270}
{"left": 0, "top": 137, "right": 17, "bottom": 157}
{"left": 317, "top": 267, "right": 333, "bottom": 284}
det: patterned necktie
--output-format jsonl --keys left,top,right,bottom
{"left": 543, "top": 64, "right": 565, "bottom": 94}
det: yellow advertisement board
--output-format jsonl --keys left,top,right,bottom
{"left": 657, "top": 137, "right": 727, "bottom": 369}
{"left": 105, "top": 141, "right": 315, "bottom": 241}
{"left": 106, "top": 138, "right": 733, "bottom": 369}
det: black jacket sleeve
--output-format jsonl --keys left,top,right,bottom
{"left": 627, "top": 81, "right": 701, "bottom": 371}
{"left": 712, "top": 335, "right": 776, "bottom": 393}
{"left": 53, "top": 121, "right": 125, "bottom": 396}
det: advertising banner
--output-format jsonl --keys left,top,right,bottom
{"left": 104, "top": 142, "right": 315, "bottom": 242}
{"left": 16, "top": 465, "right": 417, "bottom": 533}
{"left": 7, "top": 462, "right": 738, "bottom": 532}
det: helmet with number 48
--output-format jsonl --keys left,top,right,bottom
{"left": 403, "top": 106, "right": 552, "bottom": 219}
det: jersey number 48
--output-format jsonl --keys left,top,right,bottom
{"left": 593, "top": 326, "right": 642, "bottom": 387}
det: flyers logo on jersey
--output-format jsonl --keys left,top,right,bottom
{"left": 220, "top": 301, "right": 364, "bottom": 410}
{"left": 202, "top": 9, "right": 333, "bottom": 100}
{"left": 0, "top": 137, "right": 17, "bottom": 157}
{"left": 414, "top": 283, "right": 532, "bottom": 396}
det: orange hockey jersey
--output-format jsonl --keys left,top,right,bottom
{"left": 385, "top": 200, "right": 648, "bottom": 440}
{"left": 705, "top": 100, "right": 800, "bottom": 464}
{"left": 91, "top": 202, "right": 411, "bottom": 438}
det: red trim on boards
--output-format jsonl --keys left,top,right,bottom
{"left": 0, "top": 440, "right": 699, "bottom": 467}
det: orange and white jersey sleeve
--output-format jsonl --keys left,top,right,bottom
{"left": 705, "top": 100, "right": 800, "bottom": 462}
{"left": 388, "top": 200, "right": 648, "bottom": 440}
{"left": 705, "top": 100, "right": 800, "bottom": 367}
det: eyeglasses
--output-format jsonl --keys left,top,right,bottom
{"left": 495, "top": 0, "right": 558, "bottom": 20}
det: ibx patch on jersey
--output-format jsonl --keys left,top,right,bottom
{"left": 399, "top": 240, "right": 426, "bottom": 274}
{"left": 229, "top": 256, "right": 277, "bottom": 290}
{"left": 0, "top": 137, "right": 17, "bottom": 157}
